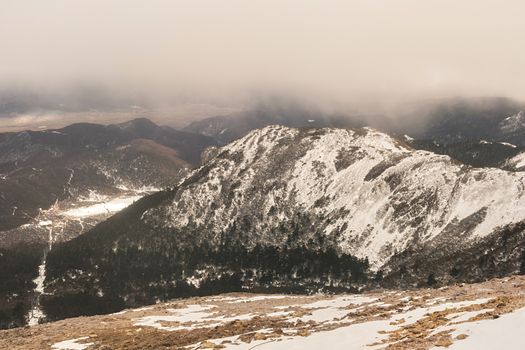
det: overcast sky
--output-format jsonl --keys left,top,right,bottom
{"left": 1, "top": 0, "right": 525, "bottom": 126}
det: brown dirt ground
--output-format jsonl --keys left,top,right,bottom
{"left": 1, "top": 275, "right": 525, "bottom": 350}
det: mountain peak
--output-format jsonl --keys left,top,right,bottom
{"left": 116, "top": 117, "right": 158, "bottom": 130}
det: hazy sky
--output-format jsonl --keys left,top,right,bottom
{"left": 1, "top": 0, "right": 525, "bottom": 120}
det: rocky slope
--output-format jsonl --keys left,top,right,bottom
{"left": 43, "top": 125, "right": 525, "bottom": 321}
{"left": 2, "top": 276, "right": 525, "bottom": 350}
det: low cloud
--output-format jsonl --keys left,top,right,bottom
{"left": 1, "top": 0, "right": 524, "bottom": 127}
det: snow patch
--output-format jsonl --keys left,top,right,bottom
{"left": 134, "top": 304, "right": 254, "bottom": 332}
{"left": 444, "top": 307, "right": 525, "bottom": 350}
{"left": 51, "top": 337, "right": 93, "bottom": 350}
{"left": 63, "top": 196, "right": 142, "bottom": 218}
{"left": 227, "top": 295, "right": 288, "bottom": 303}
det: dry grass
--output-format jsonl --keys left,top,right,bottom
{"left": 1, "top": 276, "right": 525, "bottom": 350}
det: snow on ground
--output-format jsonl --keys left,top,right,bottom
{"left": 134, "top": 304, "right": 254, "bottom": 331}
{"left": 222, "top": 320, "right": 391, "bottom": 350}
{"left": 136, "top": 291, "right": 499, "bottom": 350}
{"left": 27, "top": 260, "right": 46, "bottom": 326}
{"left": 131, "top": 306, "right": 154, "bottom": 312}
{"left": 4, "top": 277, "right": 525, "bottom": 350}
{"left": 449, "top": 309, "right": 525, "bottom": 350}
{"left": 195, "top": 293, "right": 512, "bottom": 350}
{"left": 499, "top": 142, "right": 517, "bottom": 148}
{"left": 63, "top": 195, "right": 142, "bottom": 218}
{"left": 292, "top": 295, "right": 378, "bottom": 323}
{"left": 440, "top": 307, "right": 525, "bottom": 350}
{"left": 78, "top": 190, "right": 109, "bottom": 203}
{"left": 51, "top": 337, "right": 93, "bottom": 350}
{"left": 302, "top": 295, "right": 377, "bottom": 309}
{"left": 446, "top": 309, "right": 493, "bottom": 323}
{"left": 228, "top": 295, "right": 289, "bottom": 303}
{"left": 133, "top": 295, "right": 379, "bottom": 334}
{"left": 38, "top": 220, "right": 52, "bottom": 226}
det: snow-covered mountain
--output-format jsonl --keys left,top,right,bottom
{"left": 184, "top": 97, "right": 525, "bottom": 171}
{"left": 153, "top": 126, "right": 525, "bottom": 268}
{"left": 43, "top": 125, "right": 525, "bottom": 321}
{"left": 499, "top": 111, "right": 525, "bottom": 134}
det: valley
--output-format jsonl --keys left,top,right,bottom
{"left": 0, "top": 118, "right": 215, "bottom": 328}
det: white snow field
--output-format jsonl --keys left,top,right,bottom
{"left": 63, "top": 195, "right": 142, "bottom": 218}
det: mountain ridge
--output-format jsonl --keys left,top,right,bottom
{"left": 42, "top": 125, "right": 525, "bottom": 321}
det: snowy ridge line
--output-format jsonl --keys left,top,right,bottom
{"left": 144, "top": 125, "right": 525, "bottom": 268}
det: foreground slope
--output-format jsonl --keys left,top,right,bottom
{"left": 44, "top": 125, "right": 525, "bottom": 320}
{"left": 2, "top": 276, "right": 525, "bottom": 350}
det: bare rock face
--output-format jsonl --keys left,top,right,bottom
{"left": 43, "top": 125, "right": 525, "bottom": 322}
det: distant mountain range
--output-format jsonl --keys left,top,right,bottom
{"left": 3, "top": 96, "right": 525, "bottom": 329}
{"left": 0, "top": 118, "right": 216, "bottom": 231}
{"left": 184, "top": 97, "right": 525, "bottom": 168}
{"left": 184, "top": 97, "right": 525, "bottom": 144}
{"left": 0, "top": 118, "right": 216, "bottom": 328}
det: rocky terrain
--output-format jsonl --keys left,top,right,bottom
{"left": 1, "top": 275, "right": 524, "bottom": 349}
{"left": 42, "top": 125, "right": 525, "bottom": 322}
